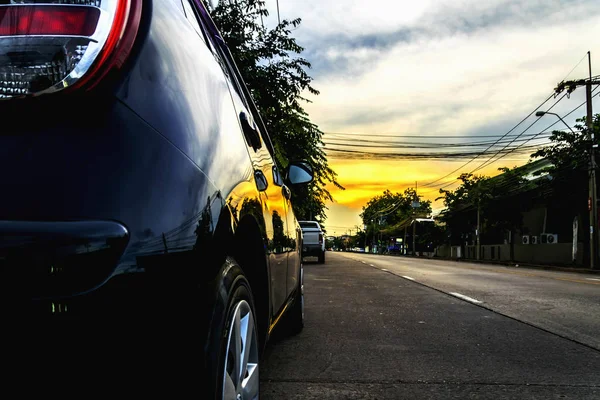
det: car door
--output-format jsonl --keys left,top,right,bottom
{"left": 190, "top": 6, "right": 292, "bottom": 315}
{"left": 278, "top": 170, "right": 302, "bottom": 298}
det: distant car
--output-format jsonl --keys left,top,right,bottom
{"left": 299, "top": 221, "right": 326, "bottom": 263}
{"left": 0, "top": 0, "right": 313, "bottom": 396}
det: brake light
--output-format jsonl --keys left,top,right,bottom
{"left": 319, "top": 234, "right": 323, "bottom": 244}
{"left": 0, "top": 0, "right": 141, "bottom": 99}
{"left": 0, "top": 6, "right": 100, "bottom": 36}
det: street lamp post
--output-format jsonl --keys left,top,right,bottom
{"left": 536, "top": 110, "right": 596, "bottom": 268}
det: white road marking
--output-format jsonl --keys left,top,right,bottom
{"left": 450, "top": 292, "right": 482, "bottom": 304}
{"left": 586, "top": 278, "right": 600, "bottom": 281}
{"left": 361, "top": 261, "right": 367, "bottom": 264}
{"left": 369, "top": 264, "right": 375, "bottom": 267}
{"left": 402, "top": 276, "right": 415, "bottom": 281}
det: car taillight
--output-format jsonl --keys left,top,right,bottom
{"left": 0, "top": 0, "right": 141, "bottom": 99}
{"left": 319, "top": 234, "right": 323, "bottom": 244}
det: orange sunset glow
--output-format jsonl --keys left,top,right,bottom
{"left": 323, "top": 156, "right": 530, "bottom": 234}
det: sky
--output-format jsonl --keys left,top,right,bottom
{"left": 260, "top": 0, "right": 600, "bottom": 235}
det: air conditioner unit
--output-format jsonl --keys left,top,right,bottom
{"left": 522, "top": 235, "right": 530, "bottom": 245}
{"left": 531, "top": 236, "right": 539, "bottom": 245}
{"left": 546, "top": 233, "right": 558, "bottom": 244}
{"left": 541, "top": 233, "right": 558, "bottom": 244}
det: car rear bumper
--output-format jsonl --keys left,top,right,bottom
{"left": 0, "top": 97, "right": 222, "bottom": 317}
{"left": 302, "top": 244, "right": 324, "bottom": 257}
{"left": 0, "top": 220, "right": 129, "bottom": 301}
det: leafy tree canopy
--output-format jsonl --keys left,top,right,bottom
{"left": 531, "top": 114, "right": 600, "bottom": 179}
{"left": 360, "top": 189, "right": 432, "bottom": 231}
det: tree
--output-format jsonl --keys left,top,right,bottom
{"left": 530, "top": 114, "right": 600, "bottom": 203}
{"left": 437, "top": 168, "right": 528, "bottom": 247}
{"left": 206, "top": 0, "right": 343, "bottom": 223}
{"left": 530, "top": 114, "right": 600, "bottom": 264}
{"left": 361, "top": 189, "right": 432, "bottom": 227}
{"left": 360, "top": 189, "right": 433, "bottom": 250}
{"left": 437, "top": 173, "right": 490, "bottom": 246}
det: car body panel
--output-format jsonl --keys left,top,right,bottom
{"left": 0, "top": 0, "right": 302, "bottom": 338}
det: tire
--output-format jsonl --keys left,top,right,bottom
{"left": 279, "top": 263, "right": 304, "bottom": 336}
{"left": 318, "top": 250, "right": 325, "bottom": 264}
{"left": 205, "top": 259, "right": 260, "bottom": 400}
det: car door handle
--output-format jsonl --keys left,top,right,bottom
{"left": 254, "top": 170, "right": 268, "bottom": 192}
{"left": 240, "top": 112, "right": 261, "bottom": 151}
{"left": 282, "top": 185, "right": 291, "bottom": 200}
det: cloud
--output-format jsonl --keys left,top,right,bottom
{"left": 269, "top": 0, "right": 600, "bottom": 79}
{"left": 257, "top": 0, "right": 600, "bottom": 230}
{"left": 306, "top": 16, "right": 600, "bottom": 135}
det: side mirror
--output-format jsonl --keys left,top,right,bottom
{"left": 287, "top": 161, "right": 314, "bottom": 185}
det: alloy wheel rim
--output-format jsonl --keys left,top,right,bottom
{"left": 222, "top": 300, "right": 259, "bottom": 400}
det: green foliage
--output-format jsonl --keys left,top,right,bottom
{"left": 438, "top": 173, "right": 492, "bottom": 210}
{"left": 332, "top": 236, "right": 348, "bottom": 250}
{"left": 435, "top": 115, "right": 600, "bottom": 247}
{"left": 531, "top": 114, "right": 600, "bottom": 184}
{"left": 360, "top": 188, "right": 432, "bottom": 238}
{"left": 206, "top": 0, "right": 343, "bottom": 223}
{"left": 529, "top": 114, "right": 600, "bottom": 233}
{"left": 437, "top": 168, "right": 528, "bottom": 244}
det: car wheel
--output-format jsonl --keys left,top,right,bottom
{"left": 318, "top": 251, "right": 325, "bottom": 264}
{"left": 206, "top": 260, "right": 260, "bottom": 400}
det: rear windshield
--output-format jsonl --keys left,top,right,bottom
{"left": 299, "top": 222, "right": 319, "bottom": 229}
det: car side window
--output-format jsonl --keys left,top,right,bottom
{"left": 212, "top": 36, "right": 249, "bottom": 104}
{"left": 186, "top": 1, "right": 235, "bottom": 85}
{"left": 181, "top": 0, "right": 208, "bottom": 46}
{"left": 273, "top": 166, "right": 283, "bottom": 187}
{"left": 194, "top": 0, "right": 279, "bottom": 157}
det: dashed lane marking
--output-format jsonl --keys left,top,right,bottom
{"left": 450, "top": 292, "right": 482, "bottom": 304}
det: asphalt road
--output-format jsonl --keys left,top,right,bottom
{"left": 342, "top": 252, "right": 600, "bottom": 350}
{"left": 260, "top": 252, "right": 600, "bottom": 399}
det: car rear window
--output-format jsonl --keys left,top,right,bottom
{"left": 299, "top": 222, "right": 319, "bottom": 229}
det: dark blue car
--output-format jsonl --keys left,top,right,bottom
{"left": 0, "top": 0, "right": 312, "bottom": 397}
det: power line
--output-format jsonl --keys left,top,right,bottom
{"left": 420, "top": 90, "right": 600, "bottom": 196}
{"left": 324, "top": 132, "right": 553, "bottom": 139}
{"left": 467, "top": 92, "right": 569, "bottom": 174}
{"left": 418, "top": 92, "right": 556, "bottom": 187}
{"left": 562, "top": 52, "right": 589, "bottom": 82}
{"left": 419, "top": 56, "right": 597, "bottom": 188}
{"left": 325, "top": 144, "right": 544, "bottom": 159}
{"left": 470, "top": 85, "right": 600, "bottom": 174}
{"left": 323, "top": 134, "right": 553, "bottom": 149}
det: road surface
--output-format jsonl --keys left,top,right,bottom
{"left": 342, "top": 252, "right": 600, "bottom": 350}
{"left": 260, "top": 252, "right": 600, "bottom": 399}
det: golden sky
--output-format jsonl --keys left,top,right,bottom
{"left": 323, "top": 157, "right": 529, "bottom": 235}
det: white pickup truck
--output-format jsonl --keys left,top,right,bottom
{"left": 299, "top": 221, "right": 326, "bottom": 263}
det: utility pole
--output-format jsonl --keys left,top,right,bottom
{"left": 411, "top": 183, "right": 419, "bottom": 256}
{"left": 587, "top": 52, "right": 598, "bottom": 269}
{"left": 412, "top": 218, "right": 416, "bottom": 256}
{"left": 476, "top": 200, "right": 481, "bottom": 260}
{"left": 553, "top": 51, "right": 599, "bottom": 268}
